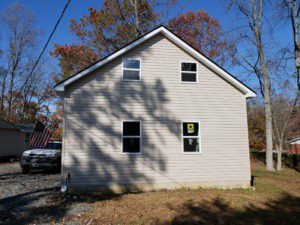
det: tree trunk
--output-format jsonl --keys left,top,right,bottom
{"left": 264, "top": 92, "right": 274, "bottom": 171}
{"left": 261, "top": 57, "right": 273, "bottom": 171}
{"left": 7, "top": 73, "right": 14, "bottom": 121}
{"left": 0, "top": 71, "right": 7, "bottom": 118}
{"left": 289, "top": 0, "right": 300, "bottom": 100}
{"left": 130, "top": 0, "right": 140, "bottom": 38}
{"left": 134, "top": 0, "right": 139, "bottom": 37}
{"left": 255, "top": 0, "right": 274, "bottom": 171}
{"left": 276, "top": 141, "right": 283, "bottom": 171}
{"left": 276, "top": 145, "right": 282, "bottom": 171}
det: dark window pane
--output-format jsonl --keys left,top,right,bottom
{"left": 183, "top": 122, "right": 199, "bottom": 136}
{"left": 123, "top": 137, "right": 140, "bottom": 153}
{"left": 123, "top": 70, "right": 140, "bottom": 80}
{"left": 123, "top": 59, "right": 140, "bottom": 69}
{"left": 181, "top": 73, "right": 197, "bottom": 82}
{"left": 183, "top": 138, "right": 199, "bottom": 152}
{"left": 182, "top": 63, "right": 196, "bottom": 72}
{"left": 123, "top": 121, "right": 140, "bottom": 136}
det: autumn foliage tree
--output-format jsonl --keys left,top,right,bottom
{"left": 248, "top": 102, "right": 266, "bottom": 151}
{"left": 70, "top": 0, "right": 160, "bottom": 54}
{"left": 168, "top": 10, "right": 235, "bottom": 66}
{"left": 50, "top": 44, "right": 99, "bottom": 78}
{"left": 51, "top": 0, "right": 170, "bottom": 77}
{"left": 49, "top": 97, "right": 63, "bottom": 141}
{"left": 52, "top": 6, "right": 234, "bottom": 77}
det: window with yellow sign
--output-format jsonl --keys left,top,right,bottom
{"left": 182, "top": 122, "right": 200, "bottom": 152}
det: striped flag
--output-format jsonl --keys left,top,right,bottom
{"left": 29, "top": 121, "right": 52, "bottom": 148}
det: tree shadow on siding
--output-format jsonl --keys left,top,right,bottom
{"left": 166, "top": 193, "right": 300, "bottom": 225}
{"left": 0, "top": 66, "right": 181, "bottom": 224}
{"left": 65, "top": 75, "right": 180, "bottom": 192}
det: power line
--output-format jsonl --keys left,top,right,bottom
{"left": 19, "top": 0, "right": 71, "bottom": 93}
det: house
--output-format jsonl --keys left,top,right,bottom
{"left": 0, "top": 119, "right": 34, "bottom": 160}
{"left": 287, "top": 137, "right": 300, "bottom": 154}
{"left": 54, "top": 26, "right": 256, "bottom": 192}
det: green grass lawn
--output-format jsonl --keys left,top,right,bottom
{"left": 81, "top": 161, "right": 300, "bottom": 225}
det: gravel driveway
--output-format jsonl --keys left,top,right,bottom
{"left": 0, "top": 162, "right": 93, "bottom": 225}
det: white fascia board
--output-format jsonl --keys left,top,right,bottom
{"left": 54, "top": 26, "right": 256, "bottom": 98}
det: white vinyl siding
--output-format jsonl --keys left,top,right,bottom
{"left": 62, "top": 34, "right": 251, "bottom": 189}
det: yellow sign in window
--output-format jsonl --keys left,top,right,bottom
{"left": 187, "top": 123, "right": 194, "bottom": 133}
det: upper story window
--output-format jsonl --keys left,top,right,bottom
{"left": 181, "top": 62, "right": 197, "bottom": 83}
{"left": 122, "top": 58, "right": 141, "bottom": 81}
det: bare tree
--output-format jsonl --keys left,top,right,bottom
{"left": 229, "top": 0, "right": 274, "bottom": 171}
{"left": 267, "top": 0, "right": 300, "bottom": 169}
{"left": 283, "top": 0, "right": 300, "bottom": 98}
{"left": 1, "top": 3, "right": 37, "bottom": 121}
{"left": 272, "top": 97, "right": 294, "bottom": 170}
{"left": 19, "top": 60, "right": 45, "bottom": 123}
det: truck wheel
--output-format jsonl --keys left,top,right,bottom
{"left": 55, "top": 158, "right": 61, "bottom": 173}
{"left": 22, "top": 166, "right": 30, "bottom": 174}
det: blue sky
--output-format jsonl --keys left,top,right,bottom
{"left": 0, "top": 0, "right": 293, "bottom": 90}
{"left": 0, "top": 0, "right": 234, "bottom": 48}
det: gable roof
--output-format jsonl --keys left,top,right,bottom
{"left": 54, "top": 26, "right": 256, "bottom": 98}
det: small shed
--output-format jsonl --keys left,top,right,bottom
{"left": 0, "top": 119, "right": 34, "bottom": 159}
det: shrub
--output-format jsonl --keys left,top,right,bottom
{"left": 250, "top": 151, "right": 300, "bottom": 171}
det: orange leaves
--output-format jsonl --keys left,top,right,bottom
{"left": 59, "top": 0, "right": 162, "bottom": 62}
{"left": 50, "top": 43, "right": 99, "bottom": 76}
{"left": 102, "top": 1, "right": 108, "bottom": 7}
{"left": 51, "top": 0, "right": 167, "bottom": 79}
{"left": 168, "top": 10, "right": 234, "bottom": 66}
{"left": 248, "top": 103, "right": 266, "bottom": 151}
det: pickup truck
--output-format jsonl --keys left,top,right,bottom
{"left": 20, "top": 142, "right": 62, "bottom": 173}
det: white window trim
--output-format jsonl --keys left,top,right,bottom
{"left": 121, "top": 120, "right": 142, "bottom": 154}
{"left": 180, "top": 61, "right": 198, "bottom": 83}
{"left": 181, "top": 121, "right": 202, "bottom": 154}
{"left": 122, "top": 58, "right": 142, "bottom": 81}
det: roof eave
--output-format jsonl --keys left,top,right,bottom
{"left": 245, "top": 92, "right": 256, "bottom": 99}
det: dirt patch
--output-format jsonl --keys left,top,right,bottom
{"left": 80, "top": 161, "right": 300, "bottom": 225}
{"left": 1, "top": 161, "right": 299, "bottom": 224}
{"left": 0, "top": 162, "right": 93, "bottom": 225}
